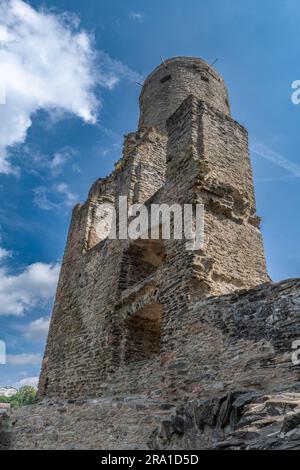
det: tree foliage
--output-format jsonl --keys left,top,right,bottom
{"left": 0, "top": 386, "right": 37, "bottom": 408}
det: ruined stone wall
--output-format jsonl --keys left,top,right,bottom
{"left": 39, "top": 61, "right": 269, "bottom": 400}
{"left": 95, "top": 279, "right": 300, "bottom": 403}
{"left": 113, "top": 128, "right": 167, "bottom": 206}
{"left": 5, "top": 384, "right": 300, "bottom": 450}
{"left": 0, "top": 411, "right": 11, "bottom": 450}
{"left": 165, "top": 95, "right": 269, "bottom": 296}
{"left": 151, "top": 385, "right": 300, "bottom": 450}
{"left": 5, "top": 397, "right": 175, "bottom": 450}
{"left": 38, "top": 237, "right": 125, "bottom": 399}
{"left": 38, "top": 128, "right": 167, "bottom": 399}
{"left": 3, "top": 279, "right": 300, "bottom": 450}
{"left": 41, "top": 277, "right": 300, "bottom": 403}
{"left": 5, "top": 55, "right": 300, "bottom": 450}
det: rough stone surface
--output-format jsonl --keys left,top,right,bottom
{"left": 4, "top": 384, "right": 300, "bottom": 449}
{"left": 38, "top": 61, "right": 269, "bottom": 402}
{"left": 139, "top": 57, "right": 231, "bottom": 133}
{"left": 150, "top": 384, "right": 300, "bottom": 450}
{"left": 0, "top": 411, "right": 11, "bottom": 450}
{"left": 6, "top": 397, "right": 175, "bottom": 450}
{"left": 2, "top": 56, "right": 299, "bottom": 450}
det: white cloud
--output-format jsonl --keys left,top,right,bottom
{"left": 0, "top": 261, "right": 60, "bottom": 316}
{"left": 23, "top": 316, "right": 50, "bottom": 342}
{"left": 14, "top": 375, "right": 39, "bottom": 389}
{"left": 55, "top": 183, "right": 77, "bottom": 205}
{"left": 0, "top": 1, "right": 142, "bottom": 174}
{"left": 7, "top": 353, "right": 41, "bottom": 366}
{"left": 49, "top": 147, "right": 75, "bottom": 176}
{"left": 0, "top": 237, "right": 11, "bottom": 261}
{"left": 9, "top": 144, "right": 78, "bottom": 178}
{"left": 97, "top": 50, "right": 143, "bottom": 85}
{"left": 0, "top": 0, "right": 99, "bottom": 173}
{"left": 251, "top": 140, "right": 300, "bottom": 178}
{"left": 129, "top": 12, "right": 144, "bottom": 23}
{"left": 34, "top": 182, "right": 77, "bottom": 211}
{"left": 0, "top": 247, "right": 10, "bottom": 260}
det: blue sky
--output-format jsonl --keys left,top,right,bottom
{"left": 0, "top": 0, "right": 300, "bottom": 388}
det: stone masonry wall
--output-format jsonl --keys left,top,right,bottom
{"left": 139, "top": 57, "right": 230, "bottom": 133}
{"left": 5, "top": 384, "right": 300, "bottom": 450}
{"left": 26, "top": 56, "right": 299, "bottom": 451}
{"left": 165, "top": 95, "right": 269, "bottom": 296}
{"left": 2, "top": 279, "right": 300, "bottom": 450}
{"left": 40, "top": 79, "right": 269, "bottom": 399}
{"left": 40, "top": 277, "right": 300, "bottom": 403}
{"left": 95, "top": 279, "right": 300, "bottom": 403}
{"left": 4, "top": 397, "right": 175, "bottom": 450}
{"left": 38, "top": 128, "right": 167, "bottom": 399}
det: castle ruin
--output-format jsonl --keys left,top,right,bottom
{"left": 2, "top": 57, "right": 300, "bottom": 450}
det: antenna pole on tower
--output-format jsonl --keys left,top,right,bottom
{"left": 160, "top": 55, "right": 168, "bottom": 68}
{"left": 208, "top": 58, "right": 219, "bottom": 69}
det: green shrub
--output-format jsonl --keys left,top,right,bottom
{"left": 0, "top": 386, "right": 37, "bottom": 408}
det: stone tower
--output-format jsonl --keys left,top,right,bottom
{"left": 38, "top": 57, "right": 269, "bottom": 400}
